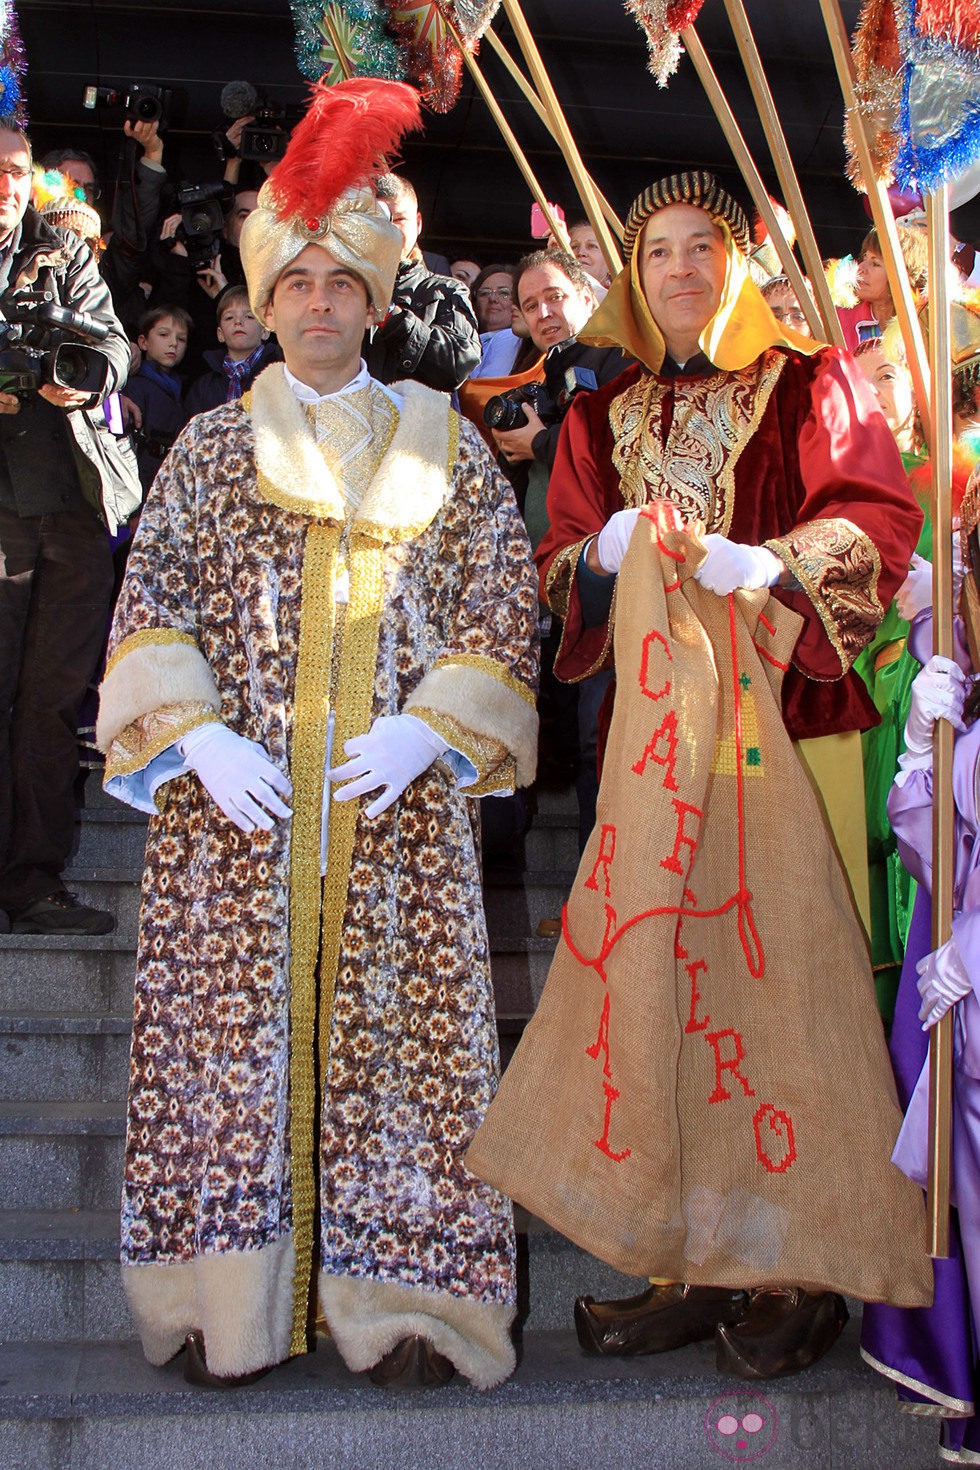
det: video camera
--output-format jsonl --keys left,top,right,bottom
{"left": 83, "top": 82, "right": 173, "bottom": 131}
{"left": 175, "top": 180, "right": 234, "bottom": 271}
{"left": 483, "top": 337, "right": 598, "bottom": 434}
{"left": 214, "top": 82, "right": 291, "bottom": 166}
{"left": 0, "top": 287, "right": 112, "bottom": 398}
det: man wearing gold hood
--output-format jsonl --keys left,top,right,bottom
{"left": 94, "top": 81, "right": 538, "bottom": 1392}
{"left": 531, "top": 172, "right": 924, "bottom": 1376}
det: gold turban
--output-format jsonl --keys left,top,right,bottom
{"left": 240, "top": 181, "right": 403, "bottom": 320}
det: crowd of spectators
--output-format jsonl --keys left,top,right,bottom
{"left": 0, "top": 86, "right": 978, "bottom": 938}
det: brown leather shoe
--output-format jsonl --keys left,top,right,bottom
{"left": 715, "top": 1287, "right": 849, "bottom": 1379}
{"left": 182, "top": 1329, "right": 274, "bottom": 1389}
{"left": 368, "top": 1334, "right": 456, "bottom": 1388}
{"left": 574, "top": 1281, "right": 749, "bottom": 1357}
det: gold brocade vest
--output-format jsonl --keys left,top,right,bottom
{"left": 608, "top": 350, "right": 786, "bottom": 535}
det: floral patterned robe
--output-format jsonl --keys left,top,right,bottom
{"left": 96, "top": 366, "right": 539, "bottom": 1387}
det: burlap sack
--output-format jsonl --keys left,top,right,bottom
{"left": 468, "top": 508, "right": 932, "bottom": 1305}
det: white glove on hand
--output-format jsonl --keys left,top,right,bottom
{"left": 694, "top": 534, "right": 783, "bottom": 595}
{"left": 896, "top": 533, "right": 965, "bottom": 622}
{"left": 896, "top": 553, "right": 933, "bottom": 622}
{"left": 904, "top": 655, "right": 969, "bottom": 757}
{"left": 328, "top": 713, "right": 449, "bottom": 819}
{"left": 594, "top": 508, "right": 642, "bottom": 574}
{"left": 917, "top": 935, "right": 973, "bottom": 1028}
{"left": 178, "top": 722, "right": 293, "bottom": 833}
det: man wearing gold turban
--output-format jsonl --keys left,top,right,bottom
{"left": 95, "top": 81, "right": 538, "bottom": 1392}
{"left": 471, "top": 172, "right": 928, "bottom": 1380}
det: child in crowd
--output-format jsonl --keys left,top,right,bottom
{"left": 760, "top": 273, "right": 814, "bottom": 336}
{"left": 121, "top": 305, "right": 191, "bottom": 494}
{"left": 183, "top": 283, "right": 281, "bottom": 419}
{"left": 861, "top": 467, "right": 980, "bottom": 1466}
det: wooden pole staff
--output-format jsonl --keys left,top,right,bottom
{"left": 446, "top": 16, "right": 570, "bottom": 251}
{"left": 500, "top": 0, "right": 623, "bottom": 276}
{"left": 925, "top": 184, "right": 954, "bottom": 1258}
{"left": 322, "top": 11, "right": 355, "bottom": 80}
{"left": 679, "top": 27, "right": 823, "bottom": 340}
{"left": 482, "top": 27, "right": 624, "bottom": 242}
{"left": 817, "top": 0, "right": 932, "bottom": 438}
{"left": 721, "top": 0, "right": 845, "bottom": 349}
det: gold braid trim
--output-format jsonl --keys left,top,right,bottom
{"left": 544, "top": 536, "right": 592, "bottom": 620}
{"left": 103, "top": 702, "right": 220, "bottom": 782}
{"left": 104, "top": 627, "right": 199, "bottom": 680}
{"left": 409, "top": 707, "right": 516, "bottom": 796}
{"left": 254, "top": 464, "right": 343, "bottom": 522}
{"left": 430, "top": 652, "right": 537, "bottom": 708}
{"left": 765, "top": 517, "right": 884, "bottom": 675}
{"left": 287, "top": 521, "right": 339, "bottom": 1357}
{"left": 317, "top": 529, "right": 386, "bottom": 1071}
{"left": 552, "top": 573, "right": 620, "bottom": 685}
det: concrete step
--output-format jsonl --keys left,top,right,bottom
{"left": 70, "top": 809, "right": 148, "bottom": 871}
{"left": 0, "top": 1016, "right": 131, "bottom": 1103}
{"left": 58, "top": 866, "right": 575, "bottom": 951}
{"left": 0, "top": 934, "right": 135, "bottom": 1015}
{"left": 0, "top": 933, "right": 555, "bottom": 1025}
{"left": 524, "top": 810, "right": 579, "bottom": 872}
{"left": 0, "top": 1206, "right": 643, "bottom": 1345}
{"left": 0, "top": 1324, "right": 939, "bottom": 1470}
{"left": 0, "top": 1103, "right": 124, "bottom": 1211}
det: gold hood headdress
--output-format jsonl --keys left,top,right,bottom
{"left": 580, "top": 169, "right": 823, "bottom": 373}
{"left": 239, "top": 78, "right": 421, "bottom": 319}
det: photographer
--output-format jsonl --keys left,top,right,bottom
{"left": 492, "top": 249, "right": 629, "bottom": 854}
{"left": 0, "top": 119, "right": 131, "bottom": 935}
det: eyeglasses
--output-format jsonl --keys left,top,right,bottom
{"left": 0, "top": 164, "right": 31, "bottom": 182}
{"left": 477, "top": 286, "right": 512, "bottom": 301}
{"left": 770, "top": 308, "right": 808, "bottom": 326}
{"left": 77, "top": 182, "right": 102, "bottom": 203}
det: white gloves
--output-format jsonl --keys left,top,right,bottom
{"left": 917, "top": 935, "right": 973, "bottom": 1028}
{"left": 896, "top": 536, "right": 964, "bottom": 622}
{"left": 178, "top": 722, "right": 293, "bottom": 833}
{"left": 904, "top": 655, "right": 969, "bottom": 758}
{"left": 328, "top": 713, "right": 448, "bottom": 819}
{"left": 594, "top": 508, "right": 642, "bottom": 574}
{"left": 694, "top": 534, "right": 784, "bottom": 595}
{"left": 896, "top": 553, "right": 933, "bottom": 622}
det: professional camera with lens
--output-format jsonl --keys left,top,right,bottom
{"left": 0, "top": 287, "right": 112, "bottom": 398}
{"left": 83, "top": 82, "right": 173, "bottom": 131}
{"left": 483, "top": 337, "right": 599, "bottom": 433}
{"left": 175, "top": 180, "right": 234, "bottom": 270}
{"left": 239, "top": 108, "right": 289, "bottom": 165}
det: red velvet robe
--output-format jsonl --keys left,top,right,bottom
{"left": 536, "top": 345, "right": 923, "bottom": 741}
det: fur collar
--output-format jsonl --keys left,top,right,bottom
{"left": 247, "top": 362, "right": 454, "bottom": 540}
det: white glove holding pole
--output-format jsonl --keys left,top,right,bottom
{"left": 903, "top": 655, "right": 969, "bottom": 757}
{"left": 896, "top": 534, "right": 964, "bottom": 623}
{"left": 694, "top": 534, "right": 783, "bottom": 595}
{"left": 328, "top": 713, "right": 449, "bottom": 818}
{"left": 917, "top": 935, "right": 973, "bottom": 1029}
{"left": 178, "top": 722, "right": 293, "bottom": 833}
{"left": 594, "top": 508, "right": 643, "bottom": 574}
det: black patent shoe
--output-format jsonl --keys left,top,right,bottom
{"left": 182, "top": 1329, "right": 274, "bottom": 1389}
{"left": 575, "top": 1281, "right": 749, "bottom": 1357}
{"left": 715, "top": 1287, "right": 848, "bottom": 1379}
{"left": 368, "top": 1334, "right": 456, "bottom": 1388}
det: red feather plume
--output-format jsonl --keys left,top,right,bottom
{"left": 267, "top": 78, "right": 422, "bottom": 222}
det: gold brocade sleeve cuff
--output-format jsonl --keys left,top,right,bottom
{"left": 103, "top": 701, "right": 221, "bottom": 783}
{"left": 765, "top": 517, "right": 884, "bottom": 675}
{"left": 409, "top": 707, "right": 516, "bottom": 796}
{"left": 544, "top": 535, "right": 592, "bottom": 620}
{"left": 404, "top": 658, "right": 538, "bottom": 788}
{"left": 97, "top": 629, "right": 221, "bottom": 752}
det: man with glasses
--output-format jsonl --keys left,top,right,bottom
{"left": 0, "top": 120, "right": 132, "bottom": 934}
{"left": 40, "top": 147, "right": 102, "bottom": 207}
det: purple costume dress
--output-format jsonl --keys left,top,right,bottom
{"left": 861, "top": 621, "right": 980, "bottom": 1465}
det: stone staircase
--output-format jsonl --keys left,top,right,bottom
{"left": 0, "top": 781, "right": 941, "bottom": 1468}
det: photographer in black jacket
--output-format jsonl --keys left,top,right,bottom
{"left": 0, "top": 119, "right": 132, "bottom": 934}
